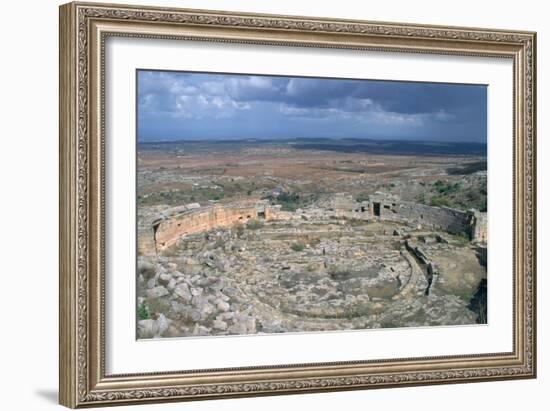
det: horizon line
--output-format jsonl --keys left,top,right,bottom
{"left": 137, "top": 136, "right": 487, "bottom": 145}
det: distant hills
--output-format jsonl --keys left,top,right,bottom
{"left": 291, "top": 138, "right": 486, "bottom": 156}
{"left": 139, "top": 137, "right": 486, "bottom": 157}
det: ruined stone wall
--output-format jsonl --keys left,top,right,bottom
{"left": 364, "top": 193, "right": 487, "bottom": 241}
{"left": 315, "top": 193, "right": 475, "bottom": 236}
{"left": 136, "top": 195, "right": 487, "bottom": 258}
{"left": 138, "top": 225, "right": 156, "bottom": 256}
{"left": 391, "top": 202, "right": 471, "bottom": 235}
{"left": 468, "top": 210, "right": 488, "bottom": 243}
{"left": 155, "top": 205, "right": 260, "bottom": 251}
{"left": 137, "top": 203, "right": 292, "bottom": 256}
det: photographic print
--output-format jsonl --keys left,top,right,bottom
{"left": 60, "top": 4, "right": 536, "bottom": 406}
{"left": 136, "top": 70, "right": 488, "bottom": 339}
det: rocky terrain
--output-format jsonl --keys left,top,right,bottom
{"left": 136, "top": 140, "right": 487, "bottom": 339}
{"left": 137, "top": 214, "right": 485, "bottom": 339}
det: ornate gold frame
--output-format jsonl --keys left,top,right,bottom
{"left": 59, "top": 1, "right": 536, "bottom": 408}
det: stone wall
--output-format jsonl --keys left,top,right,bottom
{"left": 468, "top": 210, "right": 488, "bottom": 243}
{"left": 138, "top": 202, "right": 291, "bottom": 256}
{"left": 392, "top": 202, "right": 471, "bottom": 235}
{"left": 364, "top": 193, "right": 486, "bottom": 241}
{"left": 155, "top": 205, "right": 260, "bottom": 251}
{"left": 137, "top": 194, "right": 487, "bottom": 257}
{"left": 138, "top": 225, "right": 156, "bottom": 256}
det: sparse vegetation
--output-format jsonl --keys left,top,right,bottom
{"left": 270, "top": 191, "right": 320, "bottom": 211}
{"left": 434, "top": 180, "right": 461, "bottom": 194}
{"left": 275, "top": 191, "right": 301, "bottom": 211}
{"left": 453, "top": 231, "right": 471, "bottom": 247}
{"left": 463, "top": 183, "right": 487, "bottom": 212}
{"left": 137, "top": 302, "right": 149, "bottom": 320}
{"left": 447, "top": 160, "right": 487, "bottom": 175}
{"left": 414, "top": 177, "right": 487, "bottom": 212}
{"left": 290, "top": 241, "right": 306, "bottom": 252}
{"left": 138, "top": 187, "right": 224, "bottom": 206}
{"left": 138, "top": 178, "right": 273, "bottom": 207}
{"left": 246, "top": 219, "right": 263, "bottom": 230}
{"left": 430, "top": 196, "right": 452, "bottom": 208}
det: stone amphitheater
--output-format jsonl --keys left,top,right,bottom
{"left": 137, "top": 193, "right": 487, "bottom": 339}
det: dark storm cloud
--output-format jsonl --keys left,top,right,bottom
{"left": 137, "top": 70, "right": 487, "bottom": 142}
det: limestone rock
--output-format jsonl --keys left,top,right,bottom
{"left": 174, "top": 283, "right": 192, "bottom": 302}
{"left": 146, "top": 286, "right": 168, "bottom": 299}
{"left": 192, "top": 324, "right": 211, "bottom": 336}
{"left": 216, "top": 300, "right": 231, "bottom": 312}
{"left": 156, "top": 313, "right": 170, "bottom": 336}
{"left": 137, "top": 259, "right": 156, "bottom": 280}
{"left": 158, "top": 273, "right": 172, "bottom": 286}
{"left": 212, "top": 319, "right": 228, "bottom": 331}
{"left": 137, "top": 319, "right": 157, "bottom": 339}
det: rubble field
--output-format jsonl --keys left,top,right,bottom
{"left": 138, "top": 212, "right": 486, "bottom": 339}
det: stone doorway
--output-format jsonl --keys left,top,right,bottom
{"left": 373, "top": 202, "right": 381, "bottom": 217}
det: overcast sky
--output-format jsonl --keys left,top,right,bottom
{"left": 137, "top": 70, "right": 487, "bottom": 143}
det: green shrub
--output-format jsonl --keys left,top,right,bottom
{"left": 430, "top": 196, "right": 452, "bottom": 208}
{"left": 479, "top": 198, "right": 487, "bottom": 212}
{"left": 276, "top": 191, "right": 301, "bottom": 211}
{"left": 434, "top": 180, "right": 460, "bottom": 194}
{"left": 290, "top": 242, "right": 305, "bottom": 252}
{"left": 137, "top": 302, "right": 149, "bottom": 320}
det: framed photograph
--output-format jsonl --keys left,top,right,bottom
{"left": 59, "top": 2, "right": 537, "bottom": 408}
